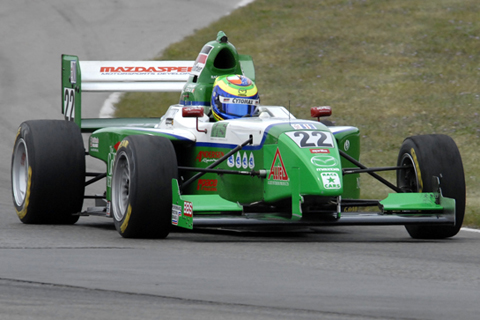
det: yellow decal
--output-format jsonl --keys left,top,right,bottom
{"left": 15, "top": 128, "right": 21, "bottom": 142}
{"left": 410, "top": 148, "right": 423, "bottom": 192}
{"left": 16, "top": 166, "right": 32, "bottom": 219}
{"left": 119, "top": 139, "right": 129, "bottom": 150}
{"left": 13, "top": 128, "right": 21, "bottom": 153}
{"left": 120, "top": 204, "right": 132, "bottom": 233}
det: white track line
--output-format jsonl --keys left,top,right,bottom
{"left": 99, "top": 92, "right": 122, "bottom": 118}
{"left": 236, "top": 0, "right": 255, "bottom": 8}
{"left": 462, "top": 227, "right": 480, "bottom": 233}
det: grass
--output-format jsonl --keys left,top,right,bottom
{"left": 114, "top": 0, "right": 480, "bottom": 227}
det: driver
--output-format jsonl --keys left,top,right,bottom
{"left": 211, "top": 74, "right": 259, "bottom": 121}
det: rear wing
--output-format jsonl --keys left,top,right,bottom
{"left": 61, "top": 54, "right": 194, "bottom": 128}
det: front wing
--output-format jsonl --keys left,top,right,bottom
{"left": 171, "top": 179, "right": 456, "bottom": 229}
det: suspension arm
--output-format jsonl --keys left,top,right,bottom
{"left": 180, "top": 136, "right": 253, "bottom": 192}
{"left": 339, "top": 150, "right": 403, "bottom": 193}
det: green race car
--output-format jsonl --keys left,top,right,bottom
{"left": 11, "top": 32, "right": 465, "bottom": 239}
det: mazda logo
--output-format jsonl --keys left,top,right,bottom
{"left": 311, "top": 156, "right": 337, "bottom": 167}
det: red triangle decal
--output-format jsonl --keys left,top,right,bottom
{"left": 268, "top": 148, "right": 289, "bottom": 181}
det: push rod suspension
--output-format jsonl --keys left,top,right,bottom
{"left": 343, "top": 165, "right": 412, "bottom": 175}
{"left": 178, "top": 166, "right": 266, "bottom": 177}
{"left": 339, "top": 150, "right": 403, "bottom": 193}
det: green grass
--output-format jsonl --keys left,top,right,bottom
{"left": 114, "top": 0, "right": 480, "bottom": 227}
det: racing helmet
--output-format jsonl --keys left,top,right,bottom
{"left": 211, "top": 75, "right": 259, "bottom": 121}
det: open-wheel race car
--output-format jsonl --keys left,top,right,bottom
{"left": 11, "top": 32, "right": 465, "bottom": 239}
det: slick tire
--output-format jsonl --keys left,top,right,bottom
{"left": 112, "top": 135, "right": 178, "bottom": 238}
{"left": 11, "top": 120, "right": 85, "bottom": 224}
{"left": 397, "top": 134, "right": 465, "bottom": 239}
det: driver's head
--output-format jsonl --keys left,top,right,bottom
{"left": 211, "top": 75, "right": 259, "bottom": 121}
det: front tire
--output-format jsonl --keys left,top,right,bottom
{"left": 111, "top": 135, "right": 178, "bottom": 238}
{"left": 397, "top": 134, "right": 465, "bottom": 239}
{"left": 11, "top": 120, "right": 85, "bottom": 224}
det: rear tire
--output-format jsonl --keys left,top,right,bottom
{"left": 11, "top": 120, "right": 85, "bottom": 224}
{"left": 397, "top": 134, "right": 465, "bottom": 239}
{"left": 111, "top": 135, "right": 178, "bottom": 238}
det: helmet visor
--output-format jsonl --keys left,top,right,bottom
{"left": 219, "top": 96, "right": 259, "bottom": 117}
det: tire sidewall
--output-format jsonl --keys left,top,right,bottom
{"left": 397, "top": 134, "right": 465, "bottom": 239}
{"left": 112, "top": 141, "right": 140, "bottom": 237}
{"left": 12, "top": 124, "right": 37, "bottom": 223}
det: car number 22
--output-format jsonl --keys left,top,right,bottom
{"left": 285, "top": 131, "right": 335, "bottom": 148}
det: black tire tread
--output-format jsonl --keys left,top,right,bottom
{"left": 12, "top": 120, "right": 85, "bottom": 224}
{"left": 113, "top": 135, "right": 178, "bottom": 239}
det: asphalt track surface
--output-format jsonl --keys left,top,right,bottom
{"left": 1, "top": 1, "right": 480, "bottom": 319}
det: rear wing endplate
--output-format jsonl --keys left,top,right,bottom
{"left": 61, "top": 54, "right": 194, "bottom": 128}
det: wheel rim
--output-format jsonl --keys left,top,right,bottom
{"left": 12, "top": 139, "right": 29, "bottom": 206}
{"left": 398, "top": 154, "right": 419, "bottom": 193}
{"left": 112, "top": 152, "right": 130, "bottom": 221}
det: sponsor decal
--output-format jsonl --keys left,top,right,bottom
{"left": 183, "top": 84, "right": 196, "bottom": 93}
{"left": 70, "top": 60, "right": 77, "bottom": 84}
{"left": 171, "top": 204, "right": 181, "bottom": 226}
{"left": 192, "top": 45, "right": 213, "bottom": 76}
{"left": 411, "top": 148, "right": 423, "bottom": 192}
{"left": 219, "top": 96, "right": 259, "bottom": 105}
{"left": 249, "top": 153, "right": 255, "bottom": 169}
{"left": 118, "top": 140, "right": 129, "bottom": 150}
{"left": 120, "top": 205, "right": 132, "bottom": 233}
{"left": 15, "top": 127, "right": 21, "bottom": 144}
{"left": 90, "top": 137, "right": 99, "bottom": 149}
{"left": 233, "top": 98, "right": 258, "bottom": 105}
{"left": 195, "top": 54, "right": 208, "bottom": 65}
{"left": 191, "top": 63, "right": 204, "bottom": 75}
{"left": 211, "top": 122, "right": 228, "bottom": 138}
{"left": 108, "top": 152, "right": 115, "bottom": 177}
{"left": 100, "top": 66, "right": 192, "bottom": 74}
{"left": 316, "top": 168, "right": 340, "bottom": 172}
{"left": 183, "top": 201, "right": 193, "bottom": 217}
{"left": 196, "top": 151, "right": 224, "bottom": 163}
{"left": 227, "top": 152, "right": 255, "bottom": 170}
{"left": 344, "top": 139, "right": 350, "bottom": 151}
{"left": 235, "top": 152, "right": 242, "bottom": 168}
{"left": 291, "top": 123, "right": 316, "bottom": 130}
{"left": 15, "top": 167, "right": 32, "bottom": 219}
{"left": 311, "top": 155, "right": 337, "bottom": 167}
{"left": 238, "top": 89, "right": 247, "bottom": 96}
{"left": 267, "top": 181, "right": 289, "bottom": 186}
{"left": 227, "top": 155, "right": 235, "bottom": 168}
{"left": 197, "top": 179, "right": 217, "bottom": 192}
{"left": 321, "top": 172, "right": 341, "bottom": 189}
{"left": 268, "top": 148, "right": 289, "bottom": 181}
{"left": 310, "top": 149, "right": 330, "bottom": 154}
